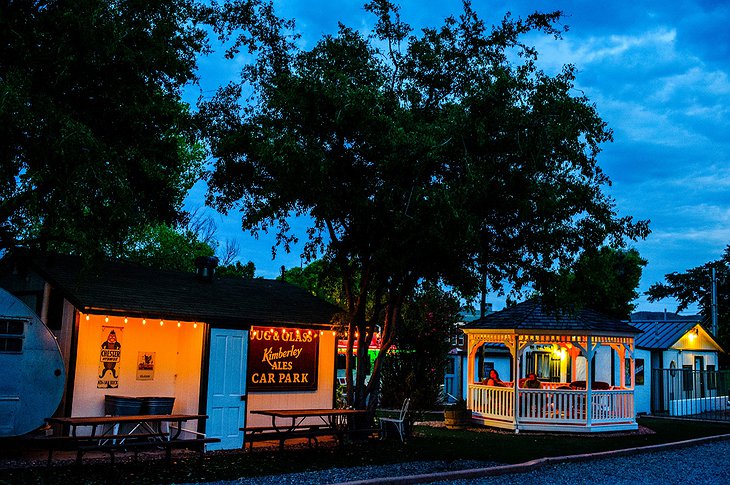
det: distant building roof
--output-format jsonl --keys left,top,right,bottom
{"left": 631, "top": 311, "right": 700, "bottom": 322}
{"left": 632, "top": 320, "right": 701, "bottom": 350}
{"left": 1, "top": 252, "right": 340, "bottom": 328}
{"left": 464, "top": 298, "right": 640, "bottom": 335}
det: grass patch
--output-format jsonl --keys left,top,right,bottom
{"left": 2, "top": 417, "right": 730, "bottom": 485}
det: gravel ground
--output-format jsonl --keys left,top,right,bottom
{"left": 186, "top": 459, "right": 498, "bottom": 485}
{"left": 427, "top": 439, "right": 730, "bottom": 485}
{"left": 188, "top": 438, "right": 730, "bottom": 485}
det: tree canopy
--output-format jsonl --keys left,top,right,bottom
{"left": 203, "top": 0, "right": 649, "bottom": 408}
{"left": 0, "top": 0, "right": 208, "bottom": 256}
{"left": 647, "top": 246, "right": 730, "bottom": 356}
{"left": 550, "top": 247, "right": 647, "bottom": 320}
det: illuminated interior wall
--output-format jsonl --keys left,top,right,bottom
{"left": 246, "top": 330, "right": 336, "bottom": 427}
{"left": 71, "top": 315, "right": 204, "bottom": 417}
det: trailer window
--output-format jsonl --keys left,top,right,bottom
{"left": 0, "top": 318, "right": 24, "bottom": 353}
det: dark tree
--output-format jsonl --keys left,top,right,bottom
{"left": 549, "top": 247, "right": 647, "bottom": 319}
{"left": 0, "top": 0, "right": 209, "bottom": 256}
{"left": 647, "top": 246, "right": 730, "bottom": 359}
{"left": 203, "top": 0, "right": 649, "bottom": 409}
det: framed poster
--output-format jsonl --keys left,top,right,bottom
{"left": 248, "top": 326, "right": 319, "bottom": 392}
{"left": 98, "top": 326, "right": 123, "bottom": 389}
{"left": 136, "top": 351, "right": 155, "bottom": 381}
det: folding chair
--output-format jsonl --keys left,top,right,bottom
{"left": 379, "top": 398, "right": 410, "bottom": 443}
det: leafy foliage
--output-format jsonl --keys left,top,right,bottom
{"left": 549, "top": 247, "right": 647, "bottom": 319}
{"left": 280, "top": 260, "right": 346, "bottom": 305}
{"left": 0, "top": 0, "right": 208, "bottom": 256}
{"left": 119, "top": 223, "right": 215, "bottom": 273}
{"left": 203, "top": 0, "right": 648, "bottom": 408}
{"left": 647, "top": 246, "right": 730, "bottom": 357}
{"left": 379, "top": 282, "right": 461, "bottom": 409}
{"left": 217, "top": 260, "right": 256, "bottom": 278}
{"left": 118, "top": 215, "right": 256, "bottom": 276}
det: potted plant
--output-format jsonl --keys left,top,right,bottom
{"left": 443, "top": 399, "right": 472, "bottom": 430}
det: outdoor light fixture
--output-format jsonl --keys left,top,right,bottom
{"left": 193, "top": 323, "right": 198, "bottom": 329}
{"left": 689, "top": 328, "right": 698, "bottom": 341}
{"left": 177, "top": 321, "right": 181, "bottom": 328}
{"left": 160, "top": 320, "right": 164, "bottom": 326}
{"left": 105, "top": 316, "right": 109, "bottom": 323}
{"left": 142, "top": 319, "right": 146, "bottom": 325}
{"left": 124, "top": 317, "right": 128, "bottom": 324}
{"left": 85, "top": 314, "right": 90, "bottom": 321}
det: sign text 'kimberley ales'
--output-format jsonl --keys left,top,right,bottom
{"left": 248, "top": 327, "right": 319, "bottom": 391}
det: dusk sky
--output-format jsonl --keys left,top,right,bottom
{"left": 184, "top": 0, "right": 730, "bottom": 314}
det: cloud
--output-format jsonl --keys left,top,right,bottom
{"left": 578, "top": 28, "right": 677, "bottom": 64}
{"left": 653, "top": 66, "right": 730, "bottom": 102}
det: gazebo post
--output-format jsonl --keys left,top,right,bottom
{"left": 585, "top": 336, "right": 594, "bottom": 427}
{"left": 466, "top": 336, "right": 480, "bottom": 408}
{"left": 618, "top": 345, "right": 626, "bottom": 388}
{"left": 512, "top": 336, "right": 521, "bottom": 432}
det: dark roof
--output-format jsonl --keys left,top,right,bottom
{"left": 632, "top": 320, "right": 700, "bottom": 349}
{"left": 464, "top": 299, "right": 640, "bottom": 335}
{"left": 2, "top": 253, "right": 340, "bottom": 327}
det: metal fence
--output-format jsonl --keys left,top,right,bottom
{"left": 652, "top": 369, "right": 730, "bottom": 421}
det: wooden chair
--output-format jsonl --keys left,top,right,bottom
{"left": 379, "top": 398, "right": 410, "bottom": 443}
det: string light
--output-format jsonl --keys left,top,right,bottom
{"left": 160, "top": 320, "right": 164, "bottom": 326}
{"left": 85, "top": 314, "right": 90, "bottom": 321}
{"left": 177, "top": 321, "right": 181, "bottom": 328}
{"left": 104, "top": 316, "right": 109, "bottom": 323}
{"left": 124, "top": 317, "right": 128, "bottom": 324}
{"left": 193, "top": 323, "right": 197, "bottom": 329}
{"left": 142, "top": 319, "right": 146, "bottom": 325}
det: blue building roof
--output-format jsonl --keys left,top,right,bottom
{"left": 631, "top": 320, "right": 701, "bottom": 350}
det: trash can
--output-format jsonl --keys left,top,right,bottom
{"left": 140, "top": 397, "right": 175, "bottom": 415}
{"left": 105, "top": 395, "right": 142, "bottom": 416}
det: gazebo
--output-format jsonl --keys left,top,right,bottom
{"left": 463, "top": 299, "right": 640, "bottom": 433}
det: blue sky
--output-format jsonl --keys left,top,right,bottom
{"left": 184, "top": 0, "right": 730, "bottom": 314}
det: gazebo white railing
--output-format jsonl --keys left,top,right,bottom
{"left": 468, "top": 384, "right": 635, "bottom": 431}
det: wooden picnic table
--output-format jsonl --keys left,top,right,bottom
{"left": 43, "top": 414, "right": 216, "bottom": 464}
{"left": 248, "top": 408, "right": 370, "bottom": 449}
{"left": 47, "top": 413, "right": 207, "bottom": 440}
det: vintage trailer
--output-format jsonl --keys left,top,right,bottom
{"left": 0, "top": 288, "right": 66, "bottom": 437}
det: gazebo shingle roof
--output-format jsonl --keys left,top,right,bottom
{"left": 3, "top": 252, "right": 340, "bottom": 327}
{"left": 464, "top": 298, "right": 641, "bottom": 335}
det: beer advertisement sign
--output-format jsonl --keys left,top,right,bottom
{"left": 248, "top": 327, "right": 319, "bottom": 392}
{"left": 98, "top": 326, "right": 122, "bottom": 389}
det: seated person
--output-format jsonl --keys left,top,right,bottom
{"left": 482, "top": 369, "right": 504, "bottom": 387}
{"left": 524, "top": 372, "right": 541, "bottom": 389}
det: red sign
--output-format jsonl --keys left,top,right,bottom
{"left": 248, "top": 327, "right": 319, "bottom": 392}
